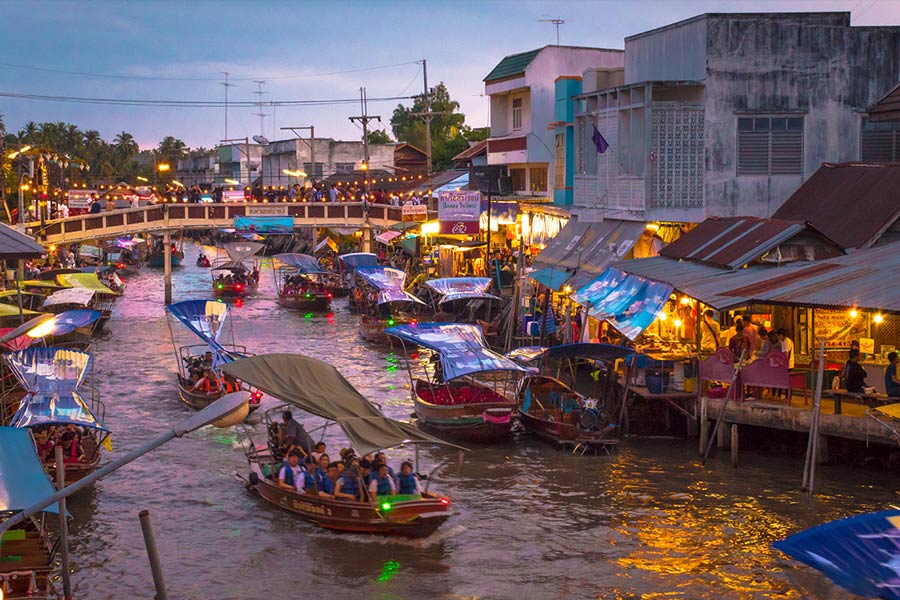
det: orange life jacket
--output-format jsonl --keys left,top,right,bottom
{"left": 199, "top": 377, "right": 221, "bottom": 394}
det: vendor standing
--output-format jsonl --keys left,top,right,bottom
{"left": 886, "top": 352, "right": 900, "bottom": 398}
{"left": 844, "top": 349, "right": 868, "bottom": 393}
{"left": 699, "top": 309, "right": 721, "bottom": 354}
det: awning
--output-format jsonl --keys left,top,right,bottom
{"left": 57, "top": 272, "right": 121, "bottom": 296}
{"left": 224, "top": 241, "right": 264, "bottom": 263}
{"left": 530, "top": 219, "right": 645, "bottom": 290}
{"left": 274, "top": 253, "right": 329, "bottom": 274}
{"left": 572, "top": 267, "right": 673, "bottom": 340}
{"left": 375, "top": 230, "right": 402, "bottom": 245}
{"left": 0, "top": 426, "right": 60, "bottom": 514}
{"left": 0, "top": 223, "right": 47, "bottom": 260}
{"left": 42, "top": 287, "right": 96, "bottom": 308}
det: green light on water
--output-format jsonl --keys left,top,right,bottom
{"left": 304, "top": 313, "right": 313, "bottom": 319}
{"left": 377, "top": 560, "right": 400, "bottom": 582}
{"left": 387, "top": 319, "right": 395, "bottom": 326}
{"left": 380, "top": 502, "right": 392, "bottom": 512}
{"left": 305, "top": 293, "right": 311, "bottom": 298}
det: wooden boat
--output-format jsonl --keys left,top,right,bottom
{"left": 355, "top": 266, "right": 425, "bottom": 344}
{"left": 223, "top": 353, "right": 460, "bottom": 539}
{"left": 147, "top": 234, "right": 185, "bottom": 268}
{"left": 273, "top": 253, "right": 333, "bottom": 312}
{"left": 40, "top": 288, "right": 110, "bottom": 333}
{"left": 387, "top": 322, "right": 532, "bottom": 443}
{"left": 212, "top": 241, "right": 264, "bottom": 299}
{"left": 339, "top": 252, "right": 378, "bottom": 309}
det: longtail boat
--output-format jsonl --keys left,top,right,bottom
{"left": 340, "top": 252, "right": 378, "bottom": 308}
{"left": 273, "top": 253, "right": 332, "bottom": 311}
{"left": 165, "top": 300, "right": 262, "bottom": 413}
{"left": 5, "top": 347, "right": 109, "bottom": 486}
{"left": 387, "top": 322, "right": 533, "bottom": 443}
{"left": 510, "top": 343, "right": 634, "bottom": 453}
{"left": 40, "top": 288, "right": 111, "bottom": 333}
{"left": 421, "top": 277, "right": 505, "bottom": 344}
{"left": 354, "top": 266, "right": 425, "bottom": 344}
{"left": 147, "top": 234, "right": 184, "bottom": 267}
{"left": 223, "top": 353, "right": 461, "bottom": 538}
{"left": 0, "top": 426, "right": 60, "bottom": 599}
{"left": 211, "top": 242, "right": 263, "bottom": 298}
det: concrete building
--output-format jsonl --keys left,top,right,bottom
{"left": 175, "top": 154, "right": 217, "bottom": 187}
{"left": 564, "top": 12, "right": 900, "bottom": 221}
{"left": 217, "top": 143, "right": 263, "bottom": 186}
{"left": 260, "top": 138, "right": 395, "bottom": 187}
{"left": 483, "top": 45, "right": 625, "bottom": 197}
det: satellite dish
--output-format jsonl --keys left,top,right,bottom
{"left": 252, "top": 135, "right": 270, "bottom": 146}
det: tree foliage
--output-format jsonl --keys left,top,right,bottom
{"left": 366, "top": 129, "right": 392, "bottom": 144}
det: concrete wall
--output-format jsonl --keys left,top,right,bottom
{"left": 261, "top": 139, "right": 395, "bottom": 186}
{"left": 625, "top": 16, "right": 708, "bottom": 84}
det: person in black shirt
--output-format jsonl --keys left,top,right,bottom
{"left": 844, "top": 349, "right": 868, "bottom": 393}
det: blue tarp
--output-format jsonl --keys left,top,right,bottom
{"left": 0, "top": 426, "right": 60, "bottom": 514}
{"left": 530, "top": 267, "right": 573, "bottom": 291}
{"left": 166, "top": 300, "right": 228, "bottom": 347}
{"left": 11, "top": 390, "right": 107, "bottom": 431}
{"left": 339, "top": 252, "right": 378, "bottom": 270}
{"left": 233, "top": 216, "right": 294, "bottom": 234}
{"left": 6, "top": 347, "right": 92, "bottom": 394}
{"left": 572, "top": 267, "right": 673, "bottom": 340}
{"left": 355, "top": 266, "right": 425, "bottom": 305}
{"left": 45, "top": 309, "right": 102, "bottom": 338}
{"left": 386, "top": 322, "right": 533, "bottom": 381}
{"left": 275, "top": 253, "right": 329, "bottom": 274}
{"left": 773, "top": 509, "right": 900, "bottom": 599}
{"left": 425, "top": 277, "right": 502, "bottom": 305}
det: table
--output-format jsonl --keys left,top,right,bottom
{"left": 822, "top": 389, "right": 896, "bottom": 415}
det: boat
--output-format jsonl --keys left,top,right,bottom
{"left": 5, "top": 346, "right": 110, "bottom": 486}
{"left": 354, "top": 266, "right": 426, "bottom": 344}
{"left": 387, "top": 322, "right": 534, "bottom": 443}
{"left": 273, "top": 253, "right": 332, "bottom": 311}
{"left": 421, "top": 277, "right": 505, "bottom": 342}
{"left": 147, "top": 234, "right": 184, "bottom": 268}
{"left": 39, "top": 288, "right": 111, "bottom": 334}
{"left": 340, "top": 252, "right": 378, "bottom": 308}
{"left": 57, "top": 272, "right": 123, "bottom": 304}
{"left": 211, "top": 242, "right": 263, "bottom": 298}
{"left": 0, "top": 426, "right": 61, "bottom": 599}
{"left": 510, "top": 343, "right": 634, "bottom": 453}
{"left": 165, "top": 300, "right": 262, "bottom": 413}
{"left": 101, "top": 236, "right": 145, "bottom": 275}
{"left": 222, "top": 353, "right": 460, "bottom": 538}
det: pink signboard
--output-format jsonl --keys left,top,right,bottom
{"left": 438, "top": 190, "right": 480, "bottom": 235}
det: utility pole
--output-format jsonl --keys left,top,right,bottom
{"left": 281, "top": 126, "right": 316, "bottom": 184}
{"left": 422, "top": 59, "right": 432, "bottom": 177}
{"left": 253, "top": 80, "right": 267, "bottom": 138}
{"left": 349, "top": 87, "right": 382, "bottom": 180}
{"left": 220, "top": 72, "right": 237, "bottom": 140}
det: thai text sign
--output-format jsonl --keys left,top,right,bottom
{"left": 234, "top": 215, "right": 293, "bottom": 234}
{"left": 401, "top": 204, "right": 428, "bottom": 222}
{"left": 438, "top": 190, "right": 481, "bottom": 234}
{"left": 815, "top": 308, "right": 867, "bottom": 349}
{"left": 245, "top": 205, "right": 288, "bottom": 216}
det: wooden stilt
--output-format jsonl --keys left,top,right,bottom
{"left": 699, "top": 396, "right": 708, "bottom": 456}
{"left": 731, "top": 424, "right": 739, "bottom": 467}
{"left": 163, "top": 230, "right": 172, "bottom": 305}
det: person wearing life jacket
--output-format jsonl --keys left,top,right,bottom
{"left": 221, "top": 376, "right": 238, "bottom": 393}
{"left": 59, "top": 431, "right": 84, "bottom": 464}
{"left": 397, "top": 461, "right": 421, "bottom": 496}
{"left": 314, "top": 454, "right": 334, "bottom": 498}
{"left": 278, "top": 450, "right": 305, "bottom": 492}
{"left": 368, "top": 462, "right": 397, "bottom": 500}
{"left": 301, "top": 456, "right": 317, "bottom": 491}
{"left": 192, "top": 369, "right": 221, "bottom": 395}
{"left": 334, "top": 465, "right": 363, "bottom": 501}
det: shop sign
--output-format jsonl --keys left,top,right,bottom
{"left": 67, "top": 190, "right": 96, "bottom": 209}
{"left": 246, "top": 205, "right": 288, "bottom": 216}
{"left": 439, "top": 191, "right": 480, "bottom": 234}
{"left": 814, "top": 308, "right": 867, "bottom": 348}
{"left": 401, "top": 204, "right": 428, "bottom": 222}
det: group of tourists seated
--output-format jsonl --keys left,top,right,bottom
{"left": 281, "top": 275, "right": 326, "bottom": 296}
{"left": 273, "top": 410, "right": 422, "bottom": 502}
{"left": 185, "top": 351, "right": 241, "bottom": 395}
{"left": 215, "top": 269, "right": 258, "bottom": 287}
{"left": 31, "top": 424, "right": 88, "bottom": 464}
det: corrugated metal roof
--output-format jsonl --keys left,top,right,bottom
{"left": 772, "top": 162, "right": 900, "bottom": 250}
{"left": 869, "top": 82, "right": 900, "bottom": 122}
{"left": 615, "top": 256, "right": 737, "bottom": 305}
{"left": 0, "top": 224, "right": 46, "bottom": 259}
{"left": 484, "top": 49, "right": 541, "bottom": 82}
{"left": 659, "top": 217, "right": 809, "bottom": 269}
{"left": 452, "top": 141, "right": 487, "bottom": 162}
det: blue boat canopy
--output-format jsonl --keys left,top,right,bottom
{"left": 339, "top": 252, "right": 378, "bottom": 270}
{"left": 386, "top": 322, "right": 534, "bottom": 381}
{"left": 425, "top": 277, "right": 502, "bottom": 305}
{"left": 0, "top": 427, "right": 60, "bottom": 515}
{"left": 773, "top": 509, "right": 900, "bottom": 599}
{"left": 11, "top": 390, "right": 106, "bottom": 431}
{"left": 6, "top": 347, "right": 92, "bottom": 394}
{"left": 572, "top": 267, "right": 673, "bottom": 340}
{"left": 355, "top": 266, "right": 425, "bottom": 305}
{"left": 44, "top": 309, "right": 102, "bottom": 338}
{"left": 166, "top": 300, "right": 228, "bottom": 346}
{"left": 274, "top": 253, "right": 329, "bottom": 274}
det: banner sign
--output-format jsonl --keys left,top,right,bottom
{"left": 246, "top": 205, "right": 289, "bottom": 216}
{"left": 438, "top": 190, "right": 481, "bottom": 235}
{"left": 67, "top": 190, "right": 97, "bottom": 209}
{"left": 233, "top": 215, "right": 293, "bottom": 234}
{"left": 401, "top": 204, "right": 428, "bottom": 222}
{"left": 814, "top": 308, "right": 867, "bottom": 349}
{"left": 222, "top": 190, "right": 246, "bottom": 202}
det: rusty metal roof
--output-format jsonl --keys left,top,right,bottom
{"left": 658, "top": 217, "right": 819, "bottom": 269}
{"left": 452, "top": 141, "right": 487, "bottom": 162}
{"left": 869, "top": 82, "right": 900, "bottom": 122}
{"left": 772, "top": 162, "right": 900, "bottom": 250}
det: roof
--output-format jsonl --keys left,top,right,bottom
{"left": 772, "top": 162, "right": 900, "bottom": 249}
{"left": 484, "top": 48, "right": 542, "bottom": 82}
{"left": 658, "top": 216, "right": 835, "bottom": 269}
{"left": 0, "top": 426, "right": 61, "bottom": 514}
{"left": 868, "top": 82, "right": 900, "bottom": 122}
{"left": 394, "top": 142, "right": 427, "bottom": 157}
{"left": 0, "top": 223, "right": 46, "bottom": 259}
{"left": 452, "top": 141, "right": 487, "bottom": 162}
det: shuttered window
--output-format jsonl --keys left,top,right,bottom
{"left": 737, "top": 116, "right": 803, "bottom": 175}
{"left": 861, "top": 118, "right": 899, "bottom": 162}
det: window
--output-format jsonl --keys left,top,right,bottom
{"left": 554, "top": 134, "right": 566, "bottom": 189}
{"left": 530, "top": 166, "right": 548, "bottom": 192}
{"left": 512, "top": 97, "right": 523, "bottom": 130}
{"left": 334, "top": 162, "right": 354, "bottom": 174}
{"left": 302, "top": 162, "right": 324, "bottom": 178}
{"left": 510, "top": 168, "right": 526, "bottom": 191}
{"left": 737, "top": 116, "right": 803, "bottom": 175}
{"left": 861, "top": 118, "right": 900, "bottom": 162}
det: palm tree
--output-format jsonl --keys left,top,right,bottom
{"left": 157, "top": 136, "right": 187, "bottom": 168}
{"left": 113, "top": 131, "right": 139, "bottom": 166}
{"left": 19, "top": 122, "right": 38, "bottom": 144}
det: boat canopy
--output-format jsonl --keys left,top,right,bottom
{"left": 773, "top": 509, "right": 900, "bottom": 599}
{"left": 424, "top": 277, "right": 502, "bottom": 305}
{"left": 0, "top": 310, "right": 100, "bottom": 347}
{"left": 10, "top": 390, "right": 106, "bottom": 431}
{"left": 223, "top": 241, "right": 264, "bottom": 263}
{"left": 572, "top": 267, "right": 673, "bottom": 340}
{"left": 166, "top": 300, "right": 228, "bottom": 347}
{"left": 41, "top": 287, "right": 96, "bottom": 309}
{"left": 211, "top": 259, "right": 250, "bottom": 272}
{"left": 338, "top": 252, "right": 378, "bottom": 270}
{"left": 505, "top": 346, "right": 548, "bottom": 364}
{"left": 57, "top": 273, "right": 121, "bottom": 296}
{"left": 106, "top": 236, "right": 145, "bottom": 249}
{"left": 0, "top": 426, "right": 61, "bottom": 515}
{"left": 386, "top": 322, "right": 533, "bottom": 381}
{"left": 274, "top": 253, "right": 329, "bottom": 274}
{"left": 0, "top": 289, "right": 46, "bottom": 301}
{"left": 0, "top": 303, "right": 41, "bottom": 317}
{"left": 355, "top": 266, "right": 424, "bottom": 305}
{"left": 18, "top": 279, "right": 67, "bottom": 290}
{"left": 220, "top": 353, "right": 464, "bottom": 456}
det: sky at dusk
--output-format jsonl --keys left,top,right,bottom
{"left": 1, "top": 0, "right": 898, "bottom": 150}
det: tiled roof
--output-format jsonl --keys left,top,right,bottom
{"left": 484, "top": 49, "right": 542, "bottom": 82}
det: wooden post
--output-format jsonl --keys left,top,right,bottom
{"left": 55, "top": 446, "right": 72, "bottom": 600}
{"left": 730, "top": 424, "right": 739, "bottom": 467}
{"left": 139, "top": 510, "right": 169, "bottom": 600}
{"left": 698, "top": 396, "right": 708, "bottom": 456}
{"left": 802, "top": 339, "right": 826, "bottom": 494}
{"left": 717, "top": 419, "right": 730, "bottom": 449}
{"left": 163, "top": 230, "right": 172, "bottom": 304}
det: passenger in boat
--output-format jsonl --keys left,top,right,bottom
{"left": 313, "top": 454, "right": 334, "bottom": 497}
{"left": 277, "top": 450, "right": 306, "bottom": 492}
{"left": 368, "top": 462, "right": 397, "bottom": 499}
{"left": 59, "top": 431, "right": 84, "bottom": 463}
{"left": 374, "top": 452, "right": 395, "bottom": 477}
{"left": 334, "top": 466, "right": 364, "bottom": 501}
{"left": 359, "top": 459, "right": 373, "bottom": 486}
{"left": 397, "top": 461, "right": 421, "bottom": 495}
{"left": 33, "top": 427, "right": 55, "bottom": 462}
{"left": 279, "top": 411, "right": 313, "bottom": 457}
{"left": 311, "top": 442, "right": 327, "bottom": 463}
{"left": 192, "top": 369, "right": 221, "bottom": 395}
{"left": 201, "top": 351, "right": 214, "bottom": 368}
{"left": 302, "top": 456, "right": 317, "bottom": 491}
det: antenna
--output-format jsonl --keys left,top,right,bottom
{"left": 219, "top": 72, "right": 238, "bottom": 140}
{"left": 538, "top": 18, "right": 565, "bottom": 45}
{"left": 253, "top": 80, "right": 267, "bottom": 137}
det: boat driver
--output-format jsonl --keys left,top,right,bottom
{"left": 278, "top": 450, "right": 305, "bottom": 492}
{"left": 279, "top": 411, "right": 314, "bottom": 457}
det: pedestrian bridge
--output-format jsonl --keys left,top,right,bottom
{"left": 25, "top": 202, "right": 422, "bottom": 245}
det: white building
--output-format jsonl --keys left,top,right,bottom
{"left": 483, "top": 45, "right": 624, "bottom": 196}
{"left": 260, "top": 138, "right": 395, "bottom": 187}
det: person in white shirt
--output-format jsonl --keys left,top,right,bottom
{"left": 368, "top": 462, "right": 397, "bottom": 499}
{"left": 778, "top": 328, "right": 795, "bottom": 368}
{"left": 277, "top": 450, "right": 306, "bottom": 492}
{"left": 699, "top": 309, "right": 721, "bottom": 353}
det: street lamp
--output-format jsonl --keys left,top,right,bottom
{"left": 157, "top": 163, "right": 171, "bottom": 172}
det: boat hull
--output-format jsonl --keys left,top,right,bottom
{"left": 147, "top": 252, "right": 184, "bottom": 268}
{"left": 177, "top": 378, "right": 260, "bottom": 414}
{"left": 413, "top": 383, "right": 515, "bottom": 443}
{"left": 279, "top": 293, "right": 331, "bottom": 311}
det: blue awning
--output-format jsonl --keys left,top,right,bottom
{"left": 0, "top": 427, "right": 59, "bottom": 514}
{"left": 339, "top": 252, "right": 378, "bottom": 270}
{"left": 274, "top": 253, "right": 329, "bottom": 274}
{"left": 355, "top": 266, "right": 425, "bottom": 305}
{"left": 572, "top": 267, "right": 673, "bottom": 340}
{"left": 386, "top": 322, "right": 534, "bottom": 380}
{"left": 530, "top": 267, "right": 573, "bottom": 291}
{"left": 425, "top": 277, "right": 502, "bottom": 305}
{"left": 11, "top": 390, "right": 107, "bottom": 431}
{"left": 6, "top": 347, "right": 92, "bottom": 394}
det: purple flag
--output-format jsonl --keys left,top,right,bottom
{"left": 592, "top": 125, "right": 609, "bottom": 154}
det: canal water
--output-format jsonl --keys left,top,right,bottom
{"left": 64, "top": 242, "right": 899, "bottom": 600}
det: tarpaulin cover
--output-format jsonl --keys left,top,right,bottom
{"left": 41, "top": 287, "right": 96, "bottom": 308}
{"left": 0, "top": 327, "right": 33, "bottom": 351}
{"left": 530, "top": 267, "right": 573, "bottom": 291}
{"left": 221, "top": 354, "right": 463, "bottom": 456}
{"left": 339, "top": 252, "right": 378, "bottom": 270}
{"left": 386, "top": 323, "right": 533, "bottom": 381}
{"left": 166, "top": 300, "right": 228, "bottom": 347}
{"left": 375, "top": 231, "right": 402, "bottom": 245}
{"left": 6, "top": 347, "right": 92, "bottom": 393}
{"left": 211, "top": 259, "right": 250, "bottom": 272}
{"left": 355, "top": 266, "right": 425, "bottom": 305}
{"left": 425, "top": 277, "right": 502, "bottom": 305}
{"left": 234, "top": 216, "right": 294, "bottom": 234}
{"left": 224, "top": 241, "right": 264, "bottom": 263}
{"left": 773, "top": 509, "right": 900, "bottom": 599}
{"left": 274, "top": 253, "right": 329, "bottom": 274}
{"left": 0, "top": 426, "right": 60, "bottom": 514}
{"left": 41, "top": 309, "right": 102, "bottom": 338}
{"left": 573, "top": 267, "right": 673, "bottom": 340}
{"left": 57, "top": 273, "right": 122, "bottom": 296}
{"left": 11, "top": 390, "right": 106, "bottom": 431}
